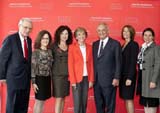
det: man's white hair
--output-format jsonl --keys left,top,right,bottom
{"left": 98, "top": 22, "right": 109, "bottom": 30}
{"left": 18, "top": 18, "right": 32, "bottom": 26}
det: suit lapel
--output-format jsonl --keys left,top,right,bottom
{"left": 94, "top": 41, "right": 100, "bottom": 59}
{"left": 15, "top": 33, "right": 24, "bottom": 58}
{"left": 122, "top": 40, "right": 132, "bottom": 53}
{"left": 98, "top": 38, "right": 111, "bottom": 59}
{"left": 144, "top": 42, "right": 155, "bottom": 54}
{"left": 86, "top": 44, "right": 90, "bottom": 62}
{"left": 75, "top": 43, "right": 83, "bottom": 61}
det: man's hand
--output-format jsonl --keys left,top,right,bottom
{"left": 125, "top": 79, "right": 132, "bottom": 86}
{"left": 0, "top": 79, "right": 6, "bottom": 83}
{"left": 112, "top": 79, "right": 119, "bottom": 87}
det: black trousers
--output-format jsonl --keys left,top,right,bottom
{"left": 6, "top": 87, "right": 30, "bottom": 113}
{"left": 94, "top": 81, "right": 116, "bottom": 113}
{"left": 72, "top": 76, "right": 89, "bottom": 113}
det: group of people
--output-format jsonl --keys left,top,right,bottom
{"left": 0, "top": 17, "right": 160, "bottom": 113}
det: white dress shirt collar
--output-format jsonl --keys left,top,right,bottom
{"left": 98, "top": 37, "right": 109, "bottom": 56}
{"left": 100, "top": 37, "right": 109, "bottom": 48}
{"left": 18, "top": 32, "right": 27, "bottom": 56}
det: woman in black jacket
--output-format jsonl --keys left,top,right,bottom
{"left": 119, "top": 25, "right": 139, "bottom": 113}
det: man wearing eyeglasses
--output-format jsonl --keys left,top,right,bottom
{"left": 0, "top": 18, "right": 33, "bottom": 113}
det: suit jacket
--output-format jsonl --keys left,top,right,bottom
{"left": 0, "top": 32, "right": 32, "bottom": 90}
{"left": 92, "top": 37, "right": 122, "bottom": 87}
{"left": 68, "top": 42, "right": 94, "bottom": 84}
{"left": 121, "top": 40, "right": 139, "bottom": 80}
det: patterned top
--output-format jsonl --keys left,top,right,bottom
{"left": 31, "top": 49, "right": 53, "bottom": 83}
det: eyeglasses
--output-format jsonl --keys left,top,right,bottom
{"left": 41, "top": 37, "right": 49, "bottom": 40}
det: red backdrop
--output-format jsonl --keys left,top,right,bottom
{"left": 0, "top": 0, "right": 160, "bottom": 113}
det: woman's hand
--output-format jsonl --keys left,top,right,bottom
{"left": 32, "top": 83, "right": 39, "bottom": 93}
{"left": 89, "top": 82, "right": 94, "bottom": 88}
{"left": 72, "top": 84, "right": 77, "bottom": 90}
{"left": 112, "top": 79, "right": 119, "bottom": 87}
{"left": 150, "top": 82, "right": 156, "bottom": 89}
{"left": 125, "top": 79, "right": 132, "bottom": 86}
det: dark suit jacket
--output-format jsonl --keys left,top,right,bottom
{"left": 0, "top": 32, "right": 32, "bottom": 90}
{"left": 92, "top": 37, "right": 122, "bottom": 87}
{"left": 121, "top": 40, "right": 139, "bottom": 80}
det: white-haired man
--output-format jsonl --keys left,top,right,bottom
{"left": 0, "top": 18, "right": 33, "bottom": 113}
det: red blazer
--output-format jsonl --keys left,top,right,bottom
{"left": 68, "top": 42, "right": 94, "bottom": 84}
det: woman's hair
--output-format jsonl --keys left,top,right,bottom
{"left": 142, "top": 27, "right": 155, "bottom": 37}
{"left": 34, "top": 30, "right": 52, "bottom": 49}
{"left": 54, "top": 25, "right": 73, "bottom": 45}
{"left": 121, "top": 25, "right": 135, "bottom": 40}
{"left": 74, "top": 27, "right": 88, "bottom": 38}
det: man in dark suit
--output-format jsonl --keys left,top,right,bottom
{"left": 92, "top": 23, "right": 122, "bottom": 113}
{"left": 0, "top": 18, "right": 32, "bottom": 113}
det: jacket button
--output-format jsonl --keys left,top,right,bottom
{"left": 143, "top": 61, "right": 145, "bottom": 63}
{"left": 143, "top": 68, "right": 145, "bottom": 70}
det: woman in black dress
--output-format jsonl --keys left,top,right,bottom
{"left": 32, "top": 30, "right": 53, "bottom": 113}
{"left": 52, "top": 25, "right": 73, "bottom": 113}
{"left": 119, "top": 25, "right": 139, "bottom": 113}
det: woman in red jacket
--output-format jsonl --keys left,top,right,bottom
{"left": 68, "top": 27, "right": 94, "bottom": 113}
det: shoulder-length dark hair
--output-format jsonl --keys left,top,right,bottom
{"left": 54, "top": 25, "right": 73, "bottom": 45}
{"left": 121, "top": 25, "right": 135, "bottom": 40}
{"left": 34, "top": 30, "right": 52, "bottom": 49}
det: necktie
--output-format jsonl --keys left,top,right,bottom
{"left": 99, "top": 41, "right": 103, "bottom": 57}
{"left": 24, "top": 38, "right": 28, "bottom": 59}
